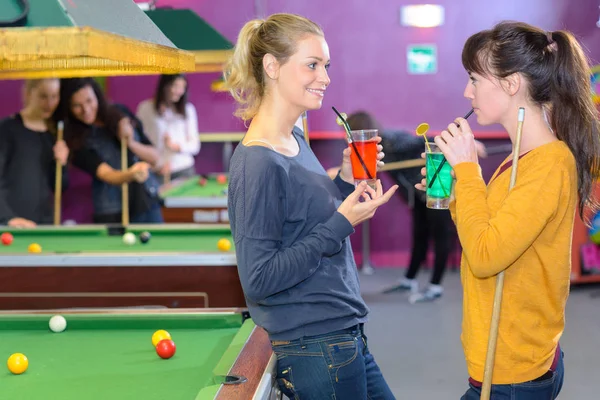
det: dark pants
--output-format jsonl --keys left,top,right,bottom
{"left": 271, "top": 324, "right": 395, "bottom": 399}
{"left": 93, "top": 203, "right": 164, "bottom": 224}
{"left": 405, "top": 199, "right": 455, "bottom": 285}
{"left": 461, "top": 350, "right": 565, "bottom": 400}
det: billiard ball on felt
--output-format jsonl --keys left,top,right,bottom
{"left": 28, "top": 243, "right": 42, "bottom": 253}
{"left": 216, "top": 174, "right": 227, "bottom": 184}
{"left": 49, "top": 315, "right": 67, "bottom": 333}
{"left": 217, "top": 238, "right": 231, "bottom": 252}
{"left": 7, "top": 353, "right": 28, "bottom": 375}
{"left": 1, "top": 232, "right": 13, "bottom": 246}
{"left": 139, "top": 231, "right": 151, "bottom": 244}
{"left": 156, "top": 339, "right": 176, "bottom": 359}
{"left": 122, "top": 232, "right": 136, "bottom": 245}
{"left": 198, "top": 177, "right": 207, "bottom": 186}
{"left": 152, "top": 329, "right": 171, "bottom": 347}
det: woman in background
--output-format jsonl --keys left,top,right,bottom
{"left": 0, "top": 79, "right": 69, "bottom": 227}
{"left": 58, "top": 78, "right": 163, "bottom": 224}
{"left": 136, "top": 74, "right": 200, "bottom": 183}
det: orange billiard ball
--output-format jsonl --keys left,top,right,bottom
{"left": 216, "top": 174, "right": 227, "bottom": 184}
{"left": 1, "top": 232, "right": 13, "bottom": 246}
{"left": 28, "top": 243, "right": 42, "bottom": 253}
{"left": 156, "top": 339, "right": 176, "bottom": 359}
{"left": 7, "top": 353, "right": 28, "bottom": 375}
{"left": 217, "top": 238, "right": 231, "bottom": 252}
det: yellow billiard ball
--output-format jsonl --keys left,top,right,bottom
{"left": 7, "top": 353, "right": 28, "bottom": 375}
{"left": 28, "top": 243, "right": 42, "bottom": 253}
{"left": 151, "top": 330, "right": 171, "bottom": 347}
{"left": 217, "top": 238, "right": 231, "bottom": 252}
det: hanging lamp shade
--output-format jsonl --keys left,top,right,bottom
{"left": 0, "top": 0, "right": 195, "bottom": 80}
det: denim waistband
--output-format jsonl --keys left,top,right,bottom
{"left": 271, "top": 323, "right": 364, "bottom": 346}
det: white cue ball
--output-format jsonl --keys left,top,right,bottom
{"left": 122, "top": 232, "right": 136, "bottom": 245}
{"left": 49, "top": 315, "right": 67, "bottom": 333}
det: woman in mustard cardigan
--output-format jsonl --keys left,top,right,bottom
{"left": 418, "top": 22, "right": 600, "bottom": 399}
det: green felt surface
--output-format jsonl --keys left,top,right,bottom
{"left": 145, "top": 9, "right": 233, "bottom": 51}
{"left": 160, "top": 176, "right": 229, "bottom": 199}
{"left": 0, "top": 225, "right": 234, "bottom": 254}
{"left": 0, "top": 0, "right": 72, "bottom": 27}
{"left": 0, "top": 312, "right": 253, "bottom": 400}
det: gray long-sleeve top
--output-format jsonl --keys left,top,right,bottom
{"left": 227, "top": 127, "right": 369, "bottom": 340}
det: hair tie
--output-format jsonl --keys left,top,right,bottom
{"left": 546, "top": 31, "right": 555, "bottom": 45}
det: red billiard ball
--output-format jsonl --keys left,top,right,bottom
{"left": 216, "top": 174, "right": 227, "bottom": 184}
{"left": 198, "top": 177, "right": 207, "bottom": 186}
{"left": 156, "top": 339, "right": 176, "bottom": 359}
{"left": 1, "top": 232, "right": 13, "bottom": 246}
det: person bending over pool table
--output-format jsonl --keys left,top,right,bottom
{"left": 57, "top": 78, "right": 163, "bottom": 224}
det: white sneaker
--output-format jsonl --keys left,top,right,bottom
{"left": 382, "top": 278, "right": 419, "bottom": 294}
{"left": 408, "top": 284, "right": 443, "bottom": 304}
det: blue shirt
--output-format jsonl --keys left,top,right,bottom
{"left": 227, "top": 127, "right": 369, "bottom": 341}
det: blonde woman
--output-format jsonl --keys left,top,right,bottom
{"left": 225, "top": 14, "right": 397, "bottom": 399}
{"left": 0, "top": 79, "right": 69, "bottom": 227}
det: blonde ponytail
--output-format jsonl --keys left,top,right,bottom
{"left": 224, "top": 13, "right": 323, "bottom": 122}
{"left": 223, "top": 19, "right": 265, "bottom": 121}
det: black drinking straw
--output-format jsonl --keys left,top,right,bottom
{"left": 332, "top": 107, "right": 373, "bottom": 180}
{"left": 428, "top": 108, "right": 474, "bottom": 189}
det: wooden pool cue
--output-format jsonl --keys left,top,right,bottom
{"left": 53, "top": 121, "right": 64, "bottom": 226}
{"left": 481, "top": 107, "right": 525, "bottom": 400}
{"left": 381, "top": 158, "right": 425, "bottom": 171}
{"left": 381, "top": 144, "right": 514, "bottom": 172}
{"left": 302, "top": 111, "right": 310, "bottom": 145}
{"left": 121, "top": 137, "right": 129, "bottom": 226}
{"left": 164, "top": 151, "right": 172, "bottom": 185}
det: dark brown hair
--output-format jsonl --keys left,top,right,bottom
{"left": 346, "top": 111, "right": 383, "bottom": 132}
{"left": 462, "top": 21, "right": 600, "bottom": 224}
{"left": 56, "top": 78, "right": 125, "bottom": 151}
{"left": 154, "top": 74, "right": 188, "bottom": 117}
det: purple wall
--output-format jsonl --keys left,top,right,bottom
{"left": 118, "top": 0, "right": 600, "bottom": 132}
{"left": 2, "top": 0, "right": 599, "bottom": 265}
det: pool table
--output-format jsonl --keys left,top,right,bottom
{"left": 0, "top": 308, "right": 280, "bottom": 400}
{"left": 0, "top": 224, "right": 246, "bottom": 310}
{"left": 159, "top": 175, "right": 229, "bottom": 224}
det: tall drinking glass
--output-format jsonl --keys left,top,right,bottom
{"left": 425, "top": 142, "right": 453, "bottom": 209}
{"left": 349, "top": 129, "right": 378, "bottom": 189}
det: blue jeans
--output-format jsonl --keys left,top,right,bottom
{"left": 461, "top": 350, "right": 564, "bottom": 400}
{"left": 131, "top": 203, "right": 164, "bottom": 223}
{"left": 271, "top": 324, "right": 395, "bottom": 400}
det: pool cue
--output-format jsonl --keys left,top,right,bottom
{"left": 164, "top": 150, "right": 172, "bottom": 185}
{"left": 121, "top": 137, "right": 129, "bottom": 226}
{"left": 53, "top": 121, "right": 64, "bottom": 225}
{"left": 381, "top": 144, "right": 514, "bottom": 172}
{"left": 481, "top": 107, "right": 525, "bottom": 400}
{"left": 381, "top": 158, "right": 425, "bottom": 171}
{"left": 302, "top": 111, "right": 310, "bottom": 145}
